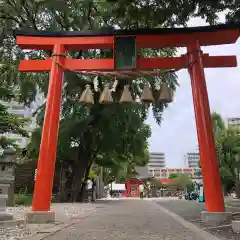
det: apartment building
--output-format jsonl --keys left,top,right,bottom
{"left": 184, "top": 152, "right": 200, "bottom": 168}
{"left": 148, "top": 152, "right": 165, "bottom": 176}
{"left": 0, "top": 92, "right": 44, "bottom": 149}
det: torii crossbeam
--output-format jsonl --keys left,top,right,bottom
{"left": 15, "top": 24, "right": 240, "bottom": 221}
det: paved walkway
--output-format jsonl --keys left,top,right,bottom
{"left": 44, "top": 200, "right": 207, "bottom": 240}
{"left": 3, "top": 203, "right": 98, "bottom": 240}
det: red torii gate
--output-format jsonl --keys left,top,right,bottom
{"left": 15, "top": 24, "right": 239, "bottom": 218}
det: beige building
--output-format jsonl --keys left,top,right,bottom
{"left": 153, "top": 168, "right": 195, "bottom": 179}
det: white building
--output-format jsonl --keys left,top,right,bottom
{"left": 148, "top": 152, "right": 165, "bottom": 176}
{"left": 184, "top": 152, "right": 200, "bottom": 168}
{"left": 228, "top": 117, "right": 240, "bottom": 128}
{"left": 0, "top": 92, "right": 44, "bottom": 149}
{"left": 184, "top": 152, "right": 202, "bottom": 181}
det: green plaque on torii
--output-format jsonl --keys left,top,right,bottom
{"left": 115, "top": 36, "right": 136, "bottom": 69}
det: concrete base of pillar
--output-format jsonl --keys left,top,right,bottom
{"left": 232, "top": 221, "right": 240, "bottom": 233}
{"left": 201, "top": 211, "right": 232, "bottom": 226}
{"left": 25, "top": 211, "right": 55, "bottom": 224}
{"left": 0, "top": 219, "right": 25, "bottom": 228}
{"left": 0, "top": 212, "right": 13, "bottom": 221}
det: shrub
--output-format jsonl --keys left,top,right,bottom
{"left": 14, "top": 187, "right": 32, "bottom": 206}
{"left": 14, "top": 194, "right": 32, "bottom": 206}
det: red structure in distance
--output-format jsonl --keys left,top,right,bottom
{"left": 15, "top": 23, "right": 240, "bottom": 213}
{"left": 124, "top": 179, "right": 144, "bottom": 197}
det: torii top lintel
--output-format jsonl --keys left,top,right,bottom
{"left": 16, "top": 24, "right": 240, "bottom": 73}
{"left": 15, "top": 23, "right": 240, "bottom": 50}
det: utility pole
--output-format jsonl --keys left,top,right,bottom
{"left": 235, "top": 155, "right": 240, "bottom": 181}
{"left": 214, "top": 120, "right": 221, "bottom": 162}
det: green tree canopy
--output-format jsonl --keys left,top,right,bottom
{"left": 0, "top": 0, "right": 179, "bottom": 200}
{"left": 210, "top": 112, "right": 240, "bottom": 194}
{"left": 168, "top": 173, "right": 180, "bottom": 179}
{"left": 103, "top": 0, "right": 240, "bottom": 26}
{"left": 1, "top": 0, "right": 238, "bottom": 200}
{"left": 169, "top": 174, "right": 192, "bottom": 191}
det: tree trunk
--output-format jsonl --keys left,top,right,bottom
{"left": 71, "top": 154, "right": 90, "bottom": 202}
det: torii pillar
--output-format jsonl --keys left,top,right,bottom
{"left": 26, "top": 45, "right": 65, "bottom": 223}
{"left": 187, "top": 40, "right": 231, "bottom": 226}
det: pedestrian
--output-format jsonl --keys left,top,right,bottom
{"left": 86, "top": 178, "right": 93, "bottom": 203}
{"left": 139, "top": 183, "right": 144, "bottom": 199}
{"left": 91, "top": 178, "right": 96, "bottom": 202}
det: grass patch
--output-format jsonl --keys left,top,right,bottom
{"left": 14, "top": 194, "right": 33, "bottom": 206}
{"left": 14, "top": 187, "right": 32, "bottom": 206}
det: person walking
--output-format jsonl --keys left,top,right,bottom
{"left": 139, "top": 183, "right": 144, "bottom": 200}
{"left": 91, "top": 178, "right": 96, "bottom": 202}
{"left": 86, "top": 178, "right": 93, "bottom": 203}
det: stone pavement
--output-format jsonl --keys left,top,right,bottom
{"left": 156, "top": 198, "right": 240, "bottom": 239}
{"left": 1, "top": 203, "right": 97, "bottom": 240}
{"left": 156, "top": 197, "right": 240, "bottom": 222}
{"left": 43, "top": 200, "right": 214, "bottom": 240}
{"left": 156, "top": 199, "right": 206, "bottom": 221}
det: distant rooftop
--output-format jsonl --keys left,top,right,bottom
{"left": 134, "top": 166, "right": 153, "bottom": 180}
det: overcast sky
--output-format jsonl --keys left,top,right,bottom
{"left": 146, "top": 15, "right": 240, "bottom": 167}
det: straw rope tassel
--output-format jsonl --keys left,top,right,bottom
{"left": 120, "top": 85, "right": 133, "bottom": 103}
{"left": 141, "top": 84, "right": 154, "bottom": 103}
{"left": 79, "top": 84, "right": 94, "bottom": 105}
{"left": 99, "top": 83, "right": 113, "bottom": 104}
{"left": 158, "top": 82, "right": 173, "bottom": 103}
